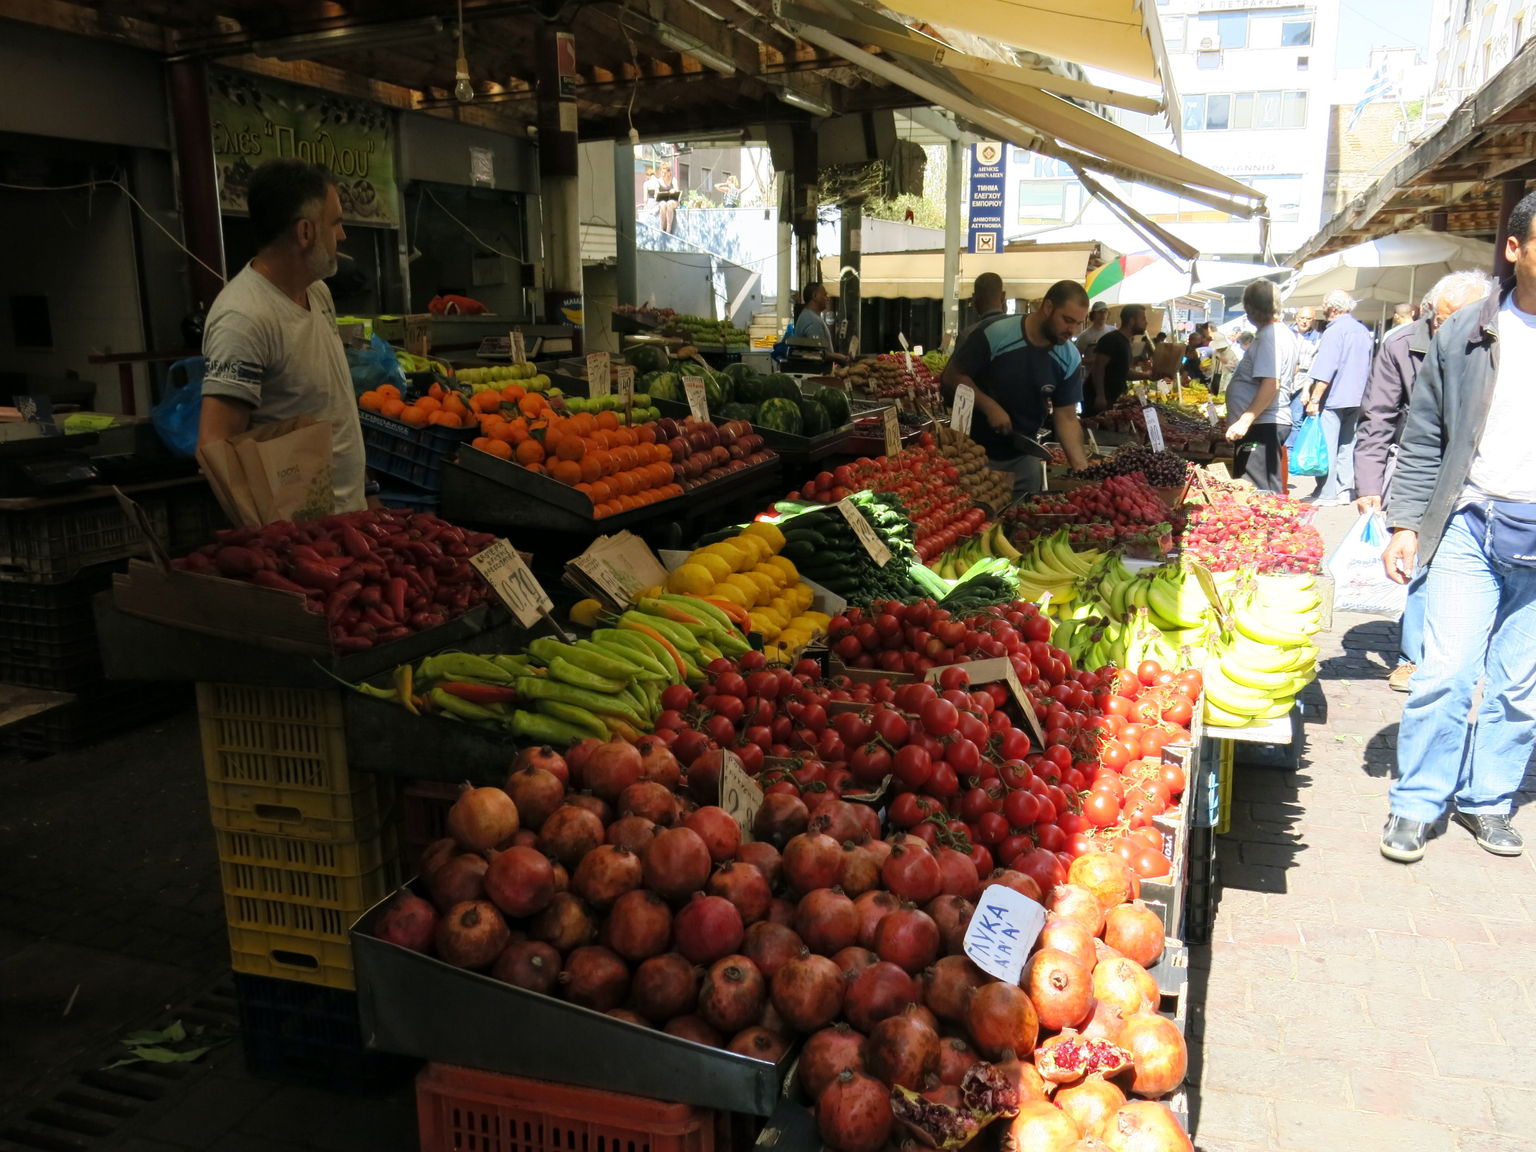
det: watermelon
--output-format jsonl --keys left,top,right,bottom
{"left": 721, "top": 402, "right": 759, "bottom": 423}
{"left": 815, "top": 386, "right": 852, "bottom": 427}
{"left": 761, "top": 373, "right": 801, "bottom": 401}
{"left": 723, "top": 363, "right": 756, "bottom": 384}
{"left": 626, "top": 344, "right": 670, "bottom": 373}
{"left": 704, "top": 375, "right": 725, "bottom": 410}
{"left": 709, "top": 370, "right": 734, "bottom": 406}
{"left": 759, "top": 397, "right": 803, "bottom": 434}
{"left": 733, "top": 375, "right": 762, "bottom": 405}
{"left": 797, "top": 399, "right": 831, "bottom": 436}
{"left": 649, "top": 372, "right": 682, "bottom": 402}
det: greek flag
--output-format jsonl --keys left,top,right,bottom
{"left": 1348, "top": 64, "right": 1395, "bottom": 129}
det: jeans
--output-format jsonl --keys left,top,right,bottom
{"left": 1313, "top": 406, "right": 1360, "bottom": 501}
{"left": 1390, "top": 507, "right": 1536, "bottom": 822}
{"left": 1284, "top": 391, "right": 1306, "bottom": 449}
{"left": 1398, "top": 566, "right": 1428, "bottom": 667}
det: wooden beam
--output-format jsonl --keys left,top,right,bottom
{"left": 2, "top": 0, "right": 168, "bottom": 50}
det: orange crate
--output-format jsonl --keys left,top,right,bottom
{"left": 417, "top": 1063, "right": 718, "bottom": 1152}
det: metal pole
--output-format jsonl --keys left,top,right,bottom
{"left": 166, "top": 60, "right": 226, "bottom": 310}
{"left": 537, "top": 24, "right": 583, "bottom": 338}
{"left": 792, "top": 124, "right": 819, "bottom": 298}
{"left": 1494, "top": 177, "right": 1525, "bottom": 283}
{"left": 943, "top": 137, "right": 962, "bottom": 349}
{"left": 840, "top": 199, "right": 862, "bottom": 356}
{"left": 613, "top": 141, "right": 637, "bottom": 307}
{"left": 777, "top": 171, "right": 793, "bottom": 328}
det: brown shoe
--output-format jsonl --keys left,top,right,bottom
{"left": 1388, "top": 664, "right": 1415, "bottom": 692}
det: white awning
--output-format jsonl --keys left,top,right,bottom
{"left": 821, "top": 242, "right": 1110, "bottom": 300}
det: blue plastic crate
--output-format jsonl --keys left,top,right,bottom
{"left": 358, "top": 410, "right": 476, "bottom": 492}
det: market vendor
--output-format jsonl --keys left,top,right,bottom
{"left": 941, "top": 279, "right": 1092, "bottom": 495}
{"left": 794, "top": 283, "right": 848, "bottom": 365}
{"left": 197, "top": 159, "right": 367, "bottom": 513}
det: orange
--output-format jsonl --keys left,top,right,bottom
{"left": 400, "top": 405, "right": 430, "bottom": 427}
{"left": 472, "top": 436, "right": 490, "bottom": 451}
{"left": 636, "top": 424, "right": 657, "bottom": 444}
{"left": 611, "top": 470, "right": 636, "bottom": 497}
{"left": 358, "top": 390, "right": 383, "bottom": 411}
{"left": 380, "top": 397, "right": 406, "bottom": 419}
{"left": 556, "top": 437, "right": 585, "bottom": 462}
{"left": 519, "top": 395, "right": 546, "bottom": 419}
{"left": 515, "top": 439, "right": 545, "bottom": 465}
{"left": 579, "top": 454, "right": 603, "bottom": 483}
{"left": 595, "top": 411, "right": 620, "bottom": 431}
{"left": 588, "top": 450, "right": 613, "bottom": 476}
{"left": 429, "top": 410, "right": 462, "bottom": 428}
{"left": 525, "top": 462, "right": 545, "bottom": 476}
{"left": 443, "top": 395, "right": 469, "bottom": 417}
{"left": 551, "top": 459, "right": 582, "bottom": 486}
{"left": 377, "top": 384, "right": 402, "bottom": 401}
{"left": 570, "top": 413, "right": 596, "bottom": 436}
{"left": 615, "top": 446, "right": 638, "bottom": 471}
{"left": 471, "top": 391, "right": 501, "bottom": 414}
{"left": 501, "top": 385, "right": 526, "bottom": 403}
{"left": 589, "top": 480, "right": 613, "bottom": 503}
{"left": 414, "top": 395, "right": 442, "bottom": 414}
{"left": 428, "top": 382, "right": 445, "bottom": 400}
{"left": 483, "top": 438, "right": 512, "bottom": 460}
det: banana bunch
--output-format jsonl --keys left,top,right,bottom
{"left": 929, "top": 523, "right": 1021, "bottom": 580}
{"left": 1203, "top": 575, "right": 1324, "bottom": 728}
{"left": 1013, "top": 528, "right": 1101, "bottom": 609}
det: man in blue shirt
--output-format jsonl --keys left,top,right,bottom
{"left": 941, "top": 280, "right": 1092, "bottom": 494}
{"left": 1304, "top": 290, "right": 1375, "bottom": 505}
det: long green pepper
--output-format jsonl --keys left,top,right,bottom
{"left": 515, "top": 676, "right": 646, "bottom": 726}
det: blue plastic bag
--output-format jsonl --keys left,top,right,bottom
{"left": 1291, "top": 414, "right": 1330, "bottom": 476}
{"left": 151, "top": 357, "right": 205, "bottom": 457}
{"left": 346, "top": 333, "right": 407, "bottom": 395}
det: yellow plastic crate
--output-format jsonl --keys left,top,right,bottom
{"left": 220, "top": 847, "right": 402, "bottom": 912}
{"left": 198, "top": 683, "right": 351, "bottom": 796}
{"left": 228, "top": 924, "right": 356, "bottom": 990}
{"left": 208, "top": 773, "right": 393, "bottom": 843}
{"left": 214, "top": 826, "right": 400, "bottom": 877}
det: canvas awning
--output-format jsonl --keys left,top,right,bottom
{"left": 820, "top": 242, "right": 1110, "bottom": 300}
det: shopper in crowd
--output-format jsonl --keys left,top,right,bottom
{"left": 1222, "top": 279, "right": 1299, "bottom": 494}
{"left": 198, "top": 159, "right": 365, "bottom": 514}
{"left": 1076, "top": 301, "right": 1113, "bottom": 356}
{"left": 1356, "top": 271, "right": 1495, "bottom": 694}
{"left": 956, "top": 272, "right": 1007, "bottom": 349}
{"left": 1379, "top": 193, "right": 1536, "bottom": 863}
{"left": 794, "top": 282, "right": 845, "bottom": 364}
{"left": 1303, "top": 290, "right": 1374, "bottom": 505}
{"left": 1182, "top": 323, "right": 1211, "bottom": 383}
{"left": 942, "top": 279, "right": 1092, "bottom": 494}
{"left": 1391, "top": 302, "right": 1413, "bottom": 327}
{"left": 714, "top": 173, "right": 741, "bottom": 207}
{"left": 655, "top": 168, "right": 679, "bottom": 233}
{"left": 1089, "top": 303, "right": 1151, "bottom": 415}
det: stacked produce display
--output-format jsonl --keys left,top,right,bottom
{"left": 839, "top": 353, "right": 942, "bottom": 406}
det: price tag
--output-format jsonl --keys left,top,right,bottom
{"left": 848, "top": 334, "right": 861, "bottom": 359}
{"left": 586, "top": 352, "right": 611, "bottom": 397}
{"left": 1205, "top": 401, "right": 1220, "bottom": 426}
{"left": 897, "top": 332, "right": 910, "bottom": 350}
{"left": 614, "top": 364, "right": 635, "bottom": 401}
{"left": 836, "top": 498, "right": 892, "bottom": 567}
{"left": 883, "top": 407, "right": 901, "bottom": 457}
{"left": 925, "top": 656, "right": 1045, "bottom": 745}
{"left": 470, "top": 538, "right": 553, "bottom": 628}
{"left": 914, "top": 345, "right": 924, "bottom": 357}
{"left": 1143, "top": 407, "right": 1165, "bottom": 453}
{"left": 1157, "top": 379, "right": 1173, "bottom": 397}
{"left": 720, "top": 751, "right": 763, "bottom": 833}
{"left": 110, "top": 485, "right": 172, "bottom": 573}
{"left": 683, "top": 376, "right": 710, "bottom": 422}
{"left": 963, "top": 883, "right": 1047, "bottom": 984}
{"left": 1085, "top": 427, "right": 1101, "bottom": 458}
{"left": 1134, "top": 384, "right": 1149, "bottom": 406}
{"left": 510, "top": 330, "right": 527, "bottom": 365}
{"left": 950, "top": 384, "right": 976, "bottom": 432}
{"left": 567, "top": 532, "right": 670, "bottom": 608}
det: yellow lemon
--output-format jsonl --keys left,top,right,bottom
{"left": 710, "top": 581, "right": 751, "bottom": 608}
{"left": 723, "top": 573, "right": 761, "bottom": 601}
{"left": 741, "top": 521, "right": 786, "bottom": 554}
{"left": 779, "top": 628, "right": 811, "bottom": 650}
{"left": 770, "top": 593, "right": 797, "bottom": 618}
{"left": 791, "top": 584, "right": 815, "bottom": 611}
{"left": 689, "top": 551, "right": 734, "bottom": 583}
{"left": 568, "top": 598, "right": 605, "bottom": 628}
{"left": 766, "top": 555, "right": 799, "bottom": 583}
{"left": 734, "top": 533, "right": 772, "bottom": 564}
{"left": 666, "top": 564, "right": 715, "bottom": 596}
{"left": 757, "top": 605, "right": 789, "bottom": 628}
{"left": 702, "top": 541, "right": 748, "bottom": 571}
{"left": 748, "top": 611, "right": 781, "bottom": 640}
{"left": 753, "top": 562, "right": 788, "bottom": 589}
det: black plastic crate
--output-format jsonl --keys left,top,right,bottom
{"left": 0, "top": 495, "right": 169, "bottom": 583}
{"left": 359, "top": 411, "right": 476, "bottom": 492}
{"left": 2, "top": 680, "right": 190, "bottom": 755}
{"left": 378, "top": 486, "right": 439, "bottom": 513}
{"left": 0, "top": 632, "right": 103, "bottom": 690}
{"left": 233, "top": 972, "right": 418, "bottom": 1094}
{"left": 0, "top": 567, "right": 117, "bottom": 689}
{"left": 164, "top": 482, "right": 229, "bottom": 554}
{"left": 1183, "top": 825, "right": 1218, "bottom": 945}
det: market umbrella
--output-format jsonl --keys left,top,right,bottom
{"left": 1085, "top": 252, "right": 1158, "bottom": 301}
{"left": 1284, "top": 229, "right": 1494, "bottom": 312}
{"left": 1090, "top": 258, "right": 1287, "bottom": 307}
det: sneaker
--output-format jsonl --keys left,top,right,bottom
{"left": 1452, "top": 811, "right": 1524, "bottom": 856}
{"left": 1380, "top": 815, "right": 1430, "bottom": 862}
{"left": 1388, "top": 664, "right": 1415, "bottom": 692}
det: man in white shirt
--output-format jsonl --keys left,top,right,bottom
{"left": 199, "top": 160, "right": 367, "bottom": 513}
{"left": 1075, "top": 302, "right": 1113, "bottom": 356}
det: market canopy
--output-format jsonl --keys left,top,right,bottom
{"left": 1085, "top": 256, "right": 1287, "bottom": 306}
{"left": 820, "top": 241, "right": 1110, "bottom": 300}
{"left": 1284, "top": 230, "right": 1494, "bottom": 309}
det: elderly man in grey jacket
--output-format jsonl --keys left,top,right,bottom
{"left": 1355, "top": 271, "right": 1495, "bottom": 692}
{"left": 1379, "top": 192, "right": 1536, "bottom": 863}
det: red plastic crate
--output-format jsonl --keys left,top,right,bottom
{"left": 416, "top": 1063, "right": 718, "bottom": 1152}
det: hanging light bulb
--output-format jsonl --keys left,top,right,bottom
{"left": 453, "top": 0, "right": 474, "bottom": 102}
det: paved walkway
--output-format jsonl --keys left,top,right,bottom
{"left": 1189, "top": 505, "right": 1536, "bottom": 1152}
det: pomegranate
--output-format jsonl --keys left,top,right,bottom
{"left": 1092, "top": 956, "right": 1159, "bottom": 1017}
{"left": 551, "top": 862, "right": 569, "bottom": 892}
{"left": 882, "top": 845, "right": 943, "bottom": 904}
{"left": 832, "top": 946, "right": 879, "bottom": 979}
{"left": 1100, "top": 1101, "right": 1192, "bottom": 1152}
{"left": 1055, "top": 1078, "right": 1127, "bottom": 1142}
{"left": 734, "top": 840, "right": 783, "bottom": 889}
{"left": 816, "top": 1070, "right": 892, "bottom": 1152}
{"left": 937, "top": 1037, "right": 979, "bottom": 1086}
{"left": 890, "top": 1083, "right": 989, "bottom": 1150}
{"left": 604, "top": 889, "right": 673, "bottom": 962}
{"left": 663, "top": 1014, "right": 722, "bottom": 1047}
{"left": 491, "top": 939, "right": 560, "bottom": 994}
{"left": 925, "top": 894, "right": 976, "bottom": 957}
{"left": 373, "top": 891, "right": 437, "bottom": 953}
{"left": 707, "top": 861, "right": 773, "bottom": 925}
{"left": 673, "top": 893, "right": 744, "bottom": 965}
{"left": 794, "top": 888, "right": 860, "bottom": 955}
{"left": 643, "top": 826, "right": 714, "bottom": 901}
{"left": 560, "top": 944, "right": 630, "bottom": 1011}
{"left": 685, "top": 748, "right": 731, "bottom": 805}
{"left": 934, "top": 847, "right": 981, "bottom": 900}
{"left": 529, "top": 892, "right": 597, "bottom": 952}
{"left": 864, "top": 1007, "right": 940, "bottom": 1090}
{"left": 783, "top": 833, "right": 843, "bottom": 894}
{"left": 1102, "top": 904, "right": 1164, "bottom": 968}
{"left": 874, "top": 905, "right": 940, "bottom": 974}
{"left": 618, "top": 780, "right": 678, "bottom": 826}
{"left": 1116, "top": 1013, "right": 1186, "bottom": 1098}
{"left": 844, "top": 961, "right": 919, "bottom": 1033}
{"left": 742, "top": 920, "right": 804, "bottom": 978}
{"left": 607, "top": 815, "right": 659, "bottom": 854}
{"left": 419, "top": 837, "right": 457, "bottom": 879}
{"left": 435, "top": 900, "right": 510, "bottom": 969}
{"left": 563, "top": 738, "right": 600, "bottom": 786}
{"left": 989, "top": 868, "right": 1044, "bottom": 902}
{"left": 1035, "top": 1034, "right": 1133, "bottom": 1085}
{"left": 504, "top": 766, "right": 566, "bottom": 831}
{"left": 810, "top": 799, "right": 875, "bottom": 844}
{"left": 853, "top": 890, "right": 901, "bottom": 949}
{"left": 1038, "top": 917, "right": 1100, "bottom": 972}
{"left": 861, "top": 837, "right": 892, "bottom": 868}
{"left": 966, "top": 981, "right": 1039, "bottom": 1060}
{"left": 1047, "top": 884, "right": 1107, "bottom": 937}
{"left": 1079, "top": 998, "right": 1129, "bottom": 1045}
{"left": 571, "top": 844, "right": 643, "bottom": 910}
{"left": 728, "top": 1026, "right": 789, "bottom": 1064}
{"left": 636, "top": 738, "right": 681, "bottom": 788}
{"left": 631, "top": 952, "right": 698, "bottom": 1023}
{"left": 921, "top": 955, "right": 987, "bottom": 1025}
{"left": 837, "top": 842, "right": 882, "bottom": 897}
{"left": 446, "top": 784, "right": 520, "bottom": 852}
{"left": 539, "top": 805, "right": 606, "bottom": 867}
{"left": 1068, "top": 853, "right": 1134, "bottom": 913}
{"left": 766, "top": 896, "right": 796, "bottom": 926}
{"left": 994, "top": 1054, "right": 1051, "bottom": 1105}
{"left": 800, "top": 1023, "right": 867, "bottom": 1100}
{"left": 1000, "top": 1100, "right": 1082, "bottom": 1152}
{"left": 512, "top": 744, "right": 569, "bottom": 785}
{"left": 697, "top": 954, "right": 766, "bottom": 1034}
{"left": 1025, "top": 949, "right": 1095, "bottom": 1031}
{"left": 769, "top": 951, "right": 844, "bottom": 1033}
{"left": 484, "top": 846, "right": 557, "bottom": 918}
{"left": 753, "top": 793, "right": 809, "bottom": 847}
{"left": 606, "top": 1008, "right": 648, "bottom": 1027}
{"left": 429, "top": 853, "right": 489, "bottom": 913}
{"left": 685, "top": 806, "right": 741, "bottom": 864}
{"left": 583, "top": 740, "right": 644, "bottom": 802}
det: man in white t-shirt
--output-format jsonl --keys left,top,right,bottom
{"left": 199, "top": 159, "right": 367, "bottom": 513}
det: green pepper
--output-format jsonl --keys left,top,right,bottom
{"left": 418, "top": 652, "right": 516, "bottom": 685}
{"left": 515, "top": 676, "right": 646, "bottom": 726}
{"left": 512, "top": 709, "right": 592, "bottom": 746}
{"left": 430, "top": 685, "right": 503, "bottom": 722}
{"left": 533, "top": 698, "right": 609, "bottom": 739}
{"left": 588, "top": 632, "right": 671, "bottom": 678}
{"left": 529, "top": 637, "right": 639, "bottom": 682}
{"left": 546, "top": 655, "right": 628, "bottom": 694}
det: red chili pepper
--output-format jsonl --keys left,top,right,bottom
{"left": 357, "top": 584, "right": 383, "bottom": 607}
{"left": 439, "top": 681, "right": 519, "bottom": 705}
{"left": 326, "top": 579, "right": 363, "bottom": 622}
{"left": 364, "top": 606, "right": 396, "bottom": 630}
{"left": 339, "top": 525, "right": 374, "bottom": 560}
{"left": 332, "top": 634, "right": 374, "bottom": 652}
{"left": 386, "top": 576, "right": 409, "bottom": 620}
{"left": 252, "top": 569, "right": 310, "bottom": 596}
{"left": 292, "top": 559, "right": 346, "bottom": 593}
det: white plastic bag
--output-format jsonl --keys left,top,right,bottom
{"left": 1327, "top": 511, "right": 1407, "bottom": 615}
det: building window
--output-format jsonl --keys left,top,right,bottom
{"left": 1280, "top": 20, "right": 1313, "bottom": 46}
{"left": 1232, "top": 92, "right": 1254, "bottom": 129}
{"left": 1205, "top": 93, "right": 1232, "bottom": 130}
{"left": 1182, "top": 95, "right": 1205, "bottom": 131}
{"left": 1196, "top": 50, "right": 1222, "bottom": 69}
{"left": 1297, "top": 55, "right": 1310, "bottom": 70}
{"left": 1016, "top": 181, "right": 1069, "bottom": 223}
{"left": 1180, "top": 90, "right": 1308, "bottom": 131}
{"left": 1164, "top": 16, "right": 1184, "bottom": 52}
{"left": 1217, "top": 13, "right": 1248, "bottom": 48}
{"left": 1282, "top": 91, "right": 1308, "bottom": 127}
{"left": 1246, "top": 176, "right": 1304, "bottom": 222}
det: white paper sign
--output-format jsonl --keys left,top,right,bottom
{"left": 568, "top": 532, "right": 669, "bottom": 608}
{"left": 719, "top": 751, "right": 763, "bottom": 832}
{"left": 836, "top": 498, "right": 892, "bottom": 567}
{"left": 470, "top": 539, "right": 553, "bottom": 627}
{"left": 1143, "top": 406, "right": 1165, "bottom": 453}
{"left": 951, "top": 384, "right": 976, "bottom": 433}
{"left": 1157, "top": 379, "right": 1173, "bottom": 397}
{"left": 963, "top": 884, "right": 1047, "bottom": 983}
{"left": 1134, "top": 384, "right": 1149, "bottom": 407}
{"left": 883, "top": 408, "right": 901, "bottom": 457}
{"left": 683, "top": 376, "right": 710, "bottom": 423}
{"left": 614, "top": 364, "right": 635, "bottom": 400}
{"left": 510, "top": 331, "right": 527, "bottom": 365}
{"left": 586, "top": 352, "right": 611, "bottom": 397}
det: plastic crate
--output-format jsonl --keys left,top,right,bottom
{"left": 1, "top": 681, "right": 189, "bottom": 755}
{"left": 359, "top": 410, "right": 476, "bottom": 492}
{"left": 228, "top": 922, "right": 358, "bottom": 989}
{"left": 378, "top": 486, "right": 439, "bottom": 513}
{"left": 219, "top": 830, "right": 402, "bottom": 913}
{"left": 233, "top": 972, "right": 417, "bottom": 1093}
{"left": 207, "top": 773, "right": 391, "bottom": 841}
{"left": 197, "top": 683, "right": 351, "bottom": 795}
{"left": 163, "top": 481, "right": 229, "bottom": 554}
{"left": 1183, "top": 825, "right": 1218, "bottom": 945}
{"left": 215, "top": 826, "right": 400, "bottom": 876}
{"left": 401, "top": 779, "right": 460, "bottom": 850}
{"left": 0, "top": 566, "right": 116, "bottom": 689}
{"left": 0, "top": 494, "right": 170, "bottom": 582}
{"left": 417, "top": 1064, "right": 719, "bottom": 1152}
